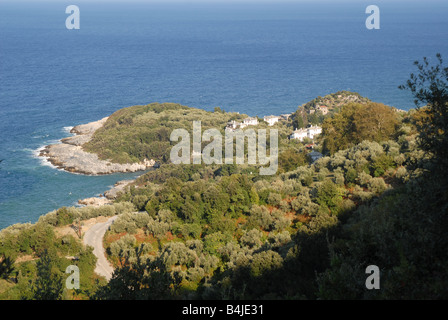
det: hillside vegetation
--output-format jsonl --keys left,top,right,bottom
{"left": 320, "top": 102, "right": 401, "bottom": 154}
{"left": 1, "top": 55, "right": 447, "bottom": 300}
{"left": 291, "top": 91, "right": 372, "bottom": 130}
{"left": 96, "top": 55, "right": 448, "bottom": 299}
{"left": 83, "top": 103, "right": 246, "bottom": 164}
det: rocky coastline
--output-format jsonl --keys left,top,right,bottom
{"left": 77, "top": 179, "right": 136, "bottom": 207}
{"left": 38, "top": 116, "right": 157, "bottom": 208}
{"left": 38, "top": 117, "right": 157, "bottom": 175}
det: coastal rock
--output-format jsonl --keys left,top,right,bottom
{"left": 78, "top": 197, "right": 112, "bottom": 207}
{"left": 70, "top": 117, "right": 109, "bottom": 135}
{"left": 143, "top": 158, "right": 159, "bottom": 168}
{"left": 39, "top": 144, "right": 148, "bottom": 175}
{"left": 104, "top": 180, "right": 135, "bottom": 199}
{"left": 61, "top": 134, "right": 92, "bottom": 146}
{"left": 39, "top": 117, "right": 157, "bottom": 175}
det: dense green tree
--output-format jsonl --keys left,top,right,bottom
{"left": 321, "top": 102, "right": 399, "bottom": 154}
{"left": 278, "top": 148, "right": 307, "bottom": 173}
{"left": 0, "top": 255, "right": 15, "bottom": 280}
{"left": 55, "top": 207, "right": 75, "bottom": 226}
{"left": 292, "top": 109, "right": 307, "bottom": 129}
{"left": 31, "top": 250, "right": 64, "bottom": 300}
{"left": 399, "top": 53, "right": 448, "bottom": 171}
{"left": 315, "top": 179, "right": 343, "bottom": 214}
{"left": 370, "top": 153, "right": 395, "bottom": 177}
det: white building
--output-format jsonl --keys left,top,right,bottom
{"left": 290, "top": 128, "right": 308, "bottom": 141}
{"left": 263, "top": 115, "right": 280, "bottom": 126}
{"left": 290, "top": 125, "right": 322, "bottom": 141}
{"left": 226, "top": 117, "right": 258, "bottom": 131}
{"left": 226, "top": 120, "right": 241, "bottom": 130}
{"left": 307, "top": 125, "right": 322, "bottom": 139}
{"left": 243, "top": 117, "right": 259, "bottom": 126}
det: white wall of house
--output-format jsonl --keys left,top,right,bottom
{"left": 290, "top": 126, "right": 322, "bottom": 141}
{"left": 243, "top": 117, "right": 258, "bottom": 126}
{"left": 264, "top": 116, "right": 279, "bottom": 126}
{"left": 290, "top": 129, "right": 308, "bottom": 141}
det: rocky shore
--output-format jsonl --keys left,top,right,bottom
{"left": 37, "top": 116, "right": 157, "bottom": 209}
{"left": 103, "top": 180, "right": 135, "bottom": 199}
{"left": 77, "top": 179, "right": 135, "bottom": 207}
{"left": 39, "top": 117, "right": 157, "bottom": 175}
{"left": 78, "top": 196, "right": 112, "bottom": 207}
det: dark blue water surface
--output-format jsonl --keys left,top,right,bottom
{"left": 1, "top": 0, "right": 448, "bottom": 229}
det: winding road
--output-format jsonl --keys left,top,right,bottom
{"left": 83, "top": 215, "right": 118, "bottom": 281}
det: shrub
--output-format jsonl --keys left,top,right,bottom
{"left": 110, "top": 213, "right": 137, "bottom": 234}
{"left": 55, "top": 207, "right": 75, "bottom": 226}
{"left": 131, "top": 195, "right": 149, "bottom": 211}
{"left": 146, "top": 218, "right": 170, "bottom": 237}
{"left": 267, "top": 231, "right": 291, "bottom": 248}
{"left": 180, "top": 224, "right": 202, "bottom": 239}
{"left": 315, "top": 179, "right": 343, "bottom": 214}
{"left": 203, "top": 232, "right": 229, "bottom": 255}
{"left": 345, "top": 167, "right": 358, "bottom": 185}
{"left": 109, "top": 234, "right": 137, "bottom": 258}
{"left": 249, "top": 250, "right": 283, "bottom": 277}
{"left": 267, "top": 192, "right": 282, "bottom": 207}
{"left": 240, "top": 229, "right": 264, "bottom": 248}
{"left": 395, "top": 166, "right": 408, "bottom": 181}
{"left": 358, "top": 171, "right": 372, "bottom": 187}
{"left": 271, "top": 210, "right": 290, "bottom": 231}
{"left": 368, "top": 177, "right": 388, "bottom": 194}
{"left": 247, "top": 205, "right": 274, "bottom": 231}
{"left": 279, "top": 200, "right": 290, "bottom": 212}
{"left": 333, "top": 172, "right": 345, "bottom": 186}
{"left": 352, "top": 186, "right": 374, "bottom": 202}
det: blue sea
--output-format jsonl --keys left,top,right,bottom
{"left": 1, "top": 0, "right": 448, "bottom": 230}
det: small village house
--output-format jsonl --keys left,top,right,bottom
{"left": 243, "top": 117, "right": 259, "bottom": 127}
{"left": 307, "top": 125, "right": 322, "bottom": 139}
{"left": 263, "top": 115, "right": 280, "bottom": 126}
{"left": 290, "top": 128, "right": 308, "bottom": 141}
{"left": 226, "top": 120, "right": 241, "bottom": 130}
{"left": 290, "top": 125, "right": 322, "bottom": 141}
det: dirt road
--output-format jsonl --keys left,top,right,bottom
{"left": 83, "top": 215, "right": 118, "bottom": 281}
